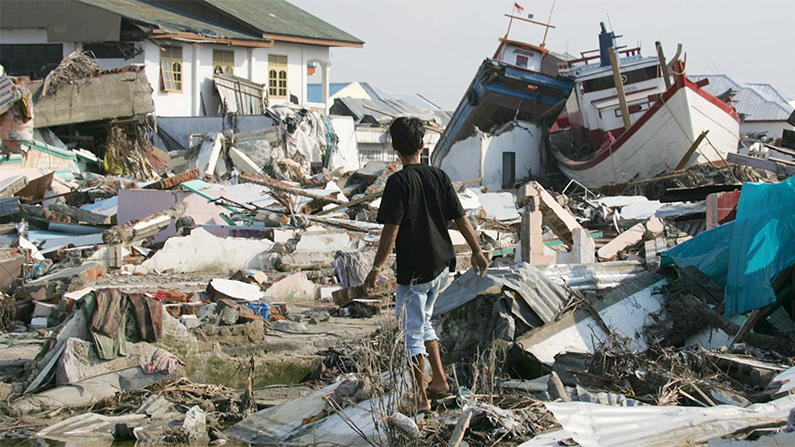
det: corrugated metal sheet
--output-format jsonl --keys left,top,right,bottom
{"left": 433, "top": 262, "right": 570, "bottom": 323}
{"left": 542, "top": 394, "right": 795, "bottom": 447}
{"left": 691, "top": 74, "right": 794, "bottom": 122}
{"left": 331, "top": 97, "right": 451, "bottom": 126}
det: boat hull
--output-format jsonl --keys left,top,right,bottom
{"left": 431, "top": 59, "right": 574, "bottom": 167}
{"left": 553, "top": 79, "right": 740, "bottom": 188}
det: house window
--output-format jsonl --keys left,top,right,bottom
{"left": 421, "top": 147, "right": 430, "bottom": 165}
{"left": 160, "top": 46, "right": 183, "bottom": 92}
{"left": 213, "top": 49, "right": 234, "bottom": 75}
{"left": 268, "top": 54, "right": 288, "bottom": 99}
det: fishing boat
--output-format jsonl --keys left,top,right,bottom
{"left": 551, "top": 23, "right": 740, "bottom": 189}
{"left": 432, "top": 9, "right": 574, "bottom": 190}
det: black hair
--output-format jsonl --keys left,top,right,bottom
{"left": 389, "top": 117, "right": 425, "bottom": 155}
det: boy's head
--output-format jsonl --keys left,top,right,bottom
{"left": 389, "top": 117, "right": 425, "bottom": 155}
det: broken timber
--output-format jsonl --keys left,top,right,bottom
{"left": 102, "top": 202, "right": 187, "bottom": 244}
{"left": 239, "top": 173, "right": 345, "bottom": 205}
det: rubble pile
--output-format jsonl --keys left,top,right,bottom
{"left": 0, "top": 48, "right": 794, "bottom": 447}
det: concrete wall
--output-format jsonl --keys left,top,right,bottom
{"left": 440, "top": 121, "right": 544, "bottom": 191}
{"left": 482, "top": 122, "right": 543, "bottom": 190}
{"left": 440, "top": 132, "right": 483, "bottom": 184}
{"left": 328, "top": 116, "right": 359, "bottom": 172}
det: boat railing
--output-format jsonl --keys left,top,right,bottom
{"left": 558, "top": 47, "right": 642, "bottom": 70}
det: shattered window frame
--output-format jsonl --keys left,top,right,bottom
{"left": 213, "top": 49, "right": 235, "bottom": 76}
{"left": 268, "top": 54, "right": 288, "bottom": 99}
{"left": 160, "top": 46, "right": 183, "bottom": 93}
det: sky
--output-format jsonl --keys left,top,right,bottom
{"left": 291, "top": 0, "right": 793, "bottom": 110}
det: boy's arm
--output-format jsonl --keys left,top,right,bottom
{"left": 364, "top": 223, "right": 400, "bottom": 289}
{"left": 454, "top": 215, "right": 489, "bottom": 277}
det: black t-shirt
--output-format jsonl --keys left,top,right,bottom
{"left": 376, "top": 164, "right": 465, "bottom": 285}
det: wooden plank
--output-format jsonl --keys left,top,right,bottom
{"left": 726, "top": 152, "right": 795, "bottom": 176}
{"left": 315, "top": 190, "right": 384, "bottom": 216}
{"left": 239, "top": 173, "right": 345, "bottom": 205}
{"left": 675, "top": 130, "right": 709, "bottom": 171}
{"left": 730, "top": 307, "right": 768, "bottom": 346}
{"left": 448, "top": 409, "right": 473, "bottom": 447}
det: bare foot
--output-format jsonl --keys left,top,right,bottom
{"left": 427, "top": 378, "right": 450, "bottom": 396}
{"left": 417, "top": 399, "right": 431, "bottom": 413}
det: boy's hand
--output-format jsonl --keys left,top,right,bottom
{"left": 364, "top": 269, "right": 380, "bottom": 289}
{"left": 471, "top": 251, "right": 489, "bottom": 277}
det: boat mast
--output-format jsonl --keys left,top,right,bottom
{"left": 540, "top": 0, "right": 557, "bottom": 48}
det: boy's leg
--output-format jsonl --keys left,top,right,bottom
{"left": 423, "top": 268, "right": 450, "bottom": 395}
{"left": 396, "top": 283, "right": 432, "bottom": 412}
{"left": 411, "top": 354, "right": 430, "bottom": 412}
{"left": 425, "top": 339, "right": 448, "bottom": 395}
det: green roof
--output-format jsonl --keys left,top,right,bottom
{"left": 75, "top": 0, "right": 267, "bottom": 41}
{"left": 205, "top": 0, "right": 363, "bottom": 45}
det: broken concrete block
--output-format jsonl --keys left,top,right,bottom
{"left": 556, "top": 227, "right": 596, "bottom": 264}
{"left": 217, "top": 300, "right": 241, "bottom": 326}
{"left": 208, "top": 278, "right": 265, "bottom": 302}
{"left": 263, "top": 273, "right": 317, "bottom": 303}
{"left": 278, "top": 251, "right": 334, "bottom": 271}
{"left": 521, "top": 182, "right": 582, "bottom": 245}
{"left": 142, "top": 228, "right": 274, "bottom": 274}
{"left": 706, "top": 189, "right": 741, "bottom": 230}
{"left": 294, "top": 231, "right": 358, "bottom": 252}
{"left": 644, "top": 216, "right": 665, "bottom": 238}
{"left": 177, "top": 315, "right": 199, "bottom": 330}
{"left": 332, "top": 280, "right": 396, "bottom": 308}
{"left": 229, "top": 147, "right": 265, "bottom": 176}
{"left": 520, "top": 204, "right": 555, "bottom": 267}
{"left": 21, "top": 262, "right": 104, "bottom": 301}
{"left": 597, "top": 223, "right": 646, "bottom": 261}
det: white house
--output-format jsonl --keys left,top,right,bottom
{"left": 0, "top": 0, "right": 363, "bottom": 117}
{"left": 690, "top": 74, "right": 795, "bottom": 141}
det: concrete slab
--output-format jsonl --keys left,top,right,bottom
{"left": 597, "top": 223, "right": 646, "bottom": 260}
{"left": 142, "top": 228, "right": 274, "bottom": 274}
{"left": 263, "top": 273, "right": 317, "bottom": 303}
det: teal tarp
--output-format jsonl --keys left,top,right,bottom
{"left": 662, "top": 175, "right": 795, "bottom": 316}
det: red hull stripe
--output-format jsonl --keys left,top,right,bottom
{"left": 555, "top": 77, "right": 740, "bottom": 171}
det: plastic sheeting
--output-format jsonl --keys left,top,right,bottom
{"left": 663, "top": 176, "right": 795, "bottom": 315}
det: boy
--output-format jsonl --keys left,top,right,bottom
{"left": 365, "top": 116, "right": 488, "bottom": 413}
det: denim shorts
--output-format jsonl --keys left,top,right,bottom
{"left": 395, "top": 268, "right": 449, "bottom": 357}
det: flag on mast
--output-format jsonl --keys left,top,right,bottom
{"left": 514, "top": 2, "right": 524, "bottom": 14}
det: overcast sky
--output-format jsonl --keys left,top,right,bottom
{"left": 291, "top": 0, "right": 792, "bottom": 110}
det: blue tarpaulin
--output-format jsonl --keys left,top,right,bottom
{"left": 662, "top": 175, "right": 795, "bottom": 316}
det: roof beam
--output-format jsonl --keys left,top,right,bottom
{"left": 151, "top": 32, "right": 273, "bottom": 48}
{"left": 261, "top": 33, "right": 363, "bottom": 48}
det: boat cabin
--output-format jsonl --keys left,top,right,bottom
{"left": 493, "top": 39, "right": 548, "bottom": 73}
{"left": 558, "top": 23, "right": 665, "bottom": 149}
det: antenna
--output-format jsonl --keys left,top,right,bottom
{"left": 607, "top": 13, "right": 613, "bottom": 31}
{"left": 541, "top": 0, "right": 557, "bottom": 48}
